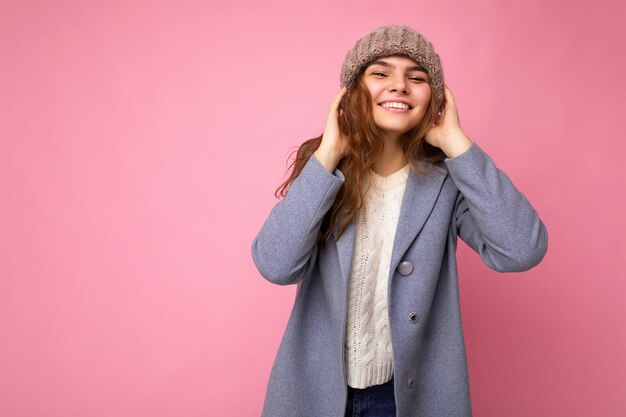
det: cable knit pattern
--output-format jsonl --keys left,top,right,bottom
{"left": 345, "top": 163, "right": 410, "bottom": 388}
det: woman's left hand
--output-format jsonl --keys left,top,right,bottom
{"left": 424, "top": 84, "right": 473, "bottom": 159}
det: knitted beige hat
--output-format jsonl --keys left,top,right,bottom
{"left": 340, "top": 25, "right": 445, "bottom": 110}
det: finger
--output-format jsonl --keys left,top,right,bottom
{"left": 334, "top": 86, "right": 347, "bottom": 109}
{"left": 329, "top": 86, "right": 347, "bottom": 111}
{"left": 443, "top": 84, "right": 455, "bottom": 106}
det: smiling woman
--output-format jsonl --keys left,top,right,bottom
{"left": 251, "top": 24, "right": 548, "bottom": 417}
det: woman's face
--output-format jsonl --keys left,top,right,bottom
{"left": 362, "top": 55, "right": 432, "bottom": 139}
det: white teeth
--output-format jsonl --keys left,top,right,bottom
{"left": 381, "top": 102, "right": 410, "bottom": 110}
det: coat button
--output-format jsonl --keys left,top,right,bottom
{"left": 408, "top": 312, "right": 419, "bottom": 323}
{"left": 407, "top": 377, "right": 416, "bottom": 388}
{"left": 397, "top": 261, "right": 413, "bottom": 276}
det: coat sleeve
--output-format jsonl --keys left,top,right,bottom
{"left": 251, "top": 155, "right": 345, "bottom": 285}
{"left": 444, "top": 142, "right": 548, "bottom": 272}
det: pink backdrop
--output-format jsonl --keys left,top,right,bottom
{"left": 1, "top": 1, "right": 625, "bottom": 416}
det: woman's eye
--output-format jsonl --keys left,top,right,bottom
{"left": 373, "top": 72, "right": 387, "bottom": 77}
{"left": 410, "top": 77, "right": 426, "bottom": 82}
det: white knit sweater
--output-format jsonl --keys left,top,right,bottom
{"left": 344, "top": 163, "right": 410, "bottom": 388}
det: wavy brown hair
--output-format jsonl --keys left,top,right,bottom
{"left": 274, "top": 60, "right": 447, "bottom": 253}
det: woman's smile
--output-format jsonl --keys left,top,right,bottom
{"left": 379, "top": 101, "right": 413, "bottom": 112}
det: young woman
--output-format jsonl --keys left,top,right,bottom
{"left": 251, "top": 25, "right": 548, "bottom": 417}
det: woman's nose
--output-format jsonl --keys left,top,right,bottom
{"left": 388, "top": 75, "right": 408, "bottom": 94}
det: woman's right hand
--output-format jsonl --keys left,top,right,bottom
{"left": 314, "top": 87, "right": 350, "bottom": 172}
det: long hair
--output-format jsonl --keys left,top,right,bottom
{"left": 274, "top": 66, "right": 447, "bottom": 253}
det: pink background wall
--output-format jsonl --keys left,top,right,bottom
{"left": 1, "top": 1, "right": 625, "bottom": 416}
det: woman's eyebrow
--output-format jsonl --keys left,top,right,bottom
{"left": 369, "top": 60, "right": 427, "bottom": 73}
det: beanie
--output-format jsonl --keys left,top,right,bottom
{"left": 340, "top": 25, "right": 445, "bottom": 111}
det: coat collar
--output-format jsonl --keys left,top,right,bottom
{"left": 333, "top": 161, "right": 448, "bottom": 288}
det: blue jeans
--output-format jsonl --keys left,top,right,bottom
{"left": 344, "top": 377, "right": 396, "bottom": 417}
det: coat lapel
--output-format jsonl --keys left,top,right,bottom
{"left": 334, "top": 211, "right": 355, "bottom": 292}
{"left": 333, "top": 161, "right": 448, "bottom": 288}
{"left": 389, "top": 161, "right": 448, "bottom": 271}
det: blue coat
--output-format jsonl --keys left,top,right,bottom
{"left": 251, "top": 142, "right": 548, "bottom": 417}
